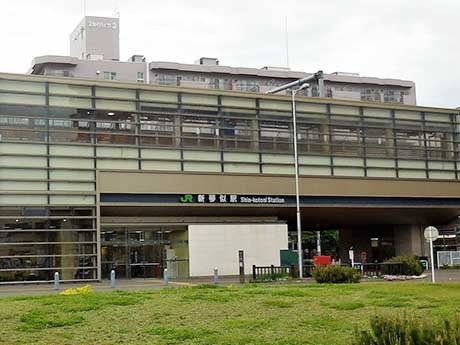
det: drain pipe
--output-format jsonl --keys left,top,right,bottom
{"left": 145, "top": 60, "right": 150, "bottom": 84}
{"left": 316, "top": 71, "right": 325, "bottom": 97}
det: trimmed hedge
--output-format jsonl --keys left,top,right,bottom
{"left": 354, "top": 315, "right": 460, "bottom": 345}
{"left": 385, "top": 255, "right": 424, "bottom": 276}
{"left": 312, "top": 265, "right": 361, "bottom": 284}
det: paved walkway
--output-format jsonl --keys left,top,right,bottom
{"left": 0, "top": 278, "right": 192, "bottom": 298}
{"left": 1, "top": 270, "right": 460, "bottom": 298}
{"left": 404, "top": 269, "right": 460, "bottom": 283}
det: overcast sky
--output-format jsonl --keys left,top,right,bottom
{"left": 0, "top": 0, "right": 459, "bottom": 108}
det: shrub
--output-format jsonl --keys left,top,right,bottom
{"left": 60, "top": 284, "right": 94, "bottom": 296}
{"left": 311, "top": 265, "right": 360, "bottom": 284}
{"left": 353, "top": 315, "right": 460, "bottom": 345}
{"left": 385, "top": 255, "right": 423, "bottom": 276}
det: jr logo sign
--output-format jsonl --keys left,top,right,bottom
{"left": 180, "top": 194, "right": 193, "bottom": 203}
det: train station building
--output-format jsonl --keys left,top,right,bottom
{"left": 1, "top": 71, "right": 460, "bottom": 283}
{"left": 1, "top": 16, "right": 459, "bottom": 283}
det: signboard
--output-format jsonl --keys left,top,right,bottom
{"left": 88, "top": 21, "right": 117, "bottom": 29}
{"left": 424, "top": 226, "right": 438, "bottom": 284}
{"left": 100, "top": 193, "right": 460, "bottom": 207}
{"left": 238, "top": 250, "right": 245, "bottom": 284}
{"left": 180, "top": 194, "right": 286, "bottom": 205}
{"left": 424, "top": 226, "right": 439, "bottom": 242}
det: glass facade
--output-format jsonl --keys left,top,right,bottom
{"left": 0, "top": 74, "right": 459, "bottom": 282}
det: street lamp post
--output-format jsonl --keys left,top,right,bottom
{"left": 266, "top": 84, "right": 309, "bottom": 278}
{"left": 291, "top": 84, "right": 309, "bottom": 278}
{"left": 267, "top": 72, "right": 324, "bottom": 279}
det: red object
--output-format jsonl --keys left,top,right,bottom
{"left": 314, "top": 256, "right": 332, "bottom": 266}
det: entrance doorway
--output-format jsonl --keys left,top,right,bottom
{"left": 100, "top": 226, "right": 189, "bottom": 279}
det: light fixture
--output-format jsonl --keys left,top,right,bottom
{"left": 63, "top": 218, "right": 67, "bottom": 223}
{"left": 107, "top": 112, "right": 115, "bottom": 116}
{"left": 15, "top": 218, "right": 19, "bottom": 223}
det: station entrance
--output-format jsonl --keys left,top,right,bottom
{"left": 100, "top": 225, "right": 189, "bottom": 280}
{"left": 99, "top": 200, "right": 460, "bottom": 279}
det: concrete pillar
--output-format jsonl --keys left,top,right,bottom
{"left": 174, "top": 115, "right": 182, "bottom": 146}
{"left": 444, "top": 133, "right": 454, "bottom": 159}
{"left": 57, "top": 220, "right": 75, "bottom": 280}
{"left": 251, "top": 119, "right": 259, "bottom": 150}
{"left": 385, "top": 128, "right": 394, "bottom": 156}
{"left": 393, "top": 225, "right": 426, "bottom": 257}
{"left": 320, "top": 123, "right": 330, "bottom": 153}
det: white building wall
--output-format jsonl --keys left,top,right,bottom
{"left": 188, "top": 223, "right": 288, "bottom": 277}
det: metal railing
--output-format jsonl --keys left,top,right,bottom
{"left": 357, "top": 262, "right": 409, "bottom": 276}
{"left": 252, "top": 261, "right": 417, "bottom": 281}
{"left": 252, "top": 265, "right": 295, "bottom": 281}
{"left": 437, "top": 251, "right": 460, "bottom": 268}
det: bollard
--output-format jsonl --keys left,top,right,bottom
{"left": 164, "top": 268, "right": 169, "bottom": 286}
{"left": 213, "top": 267, "right": 218, "bottom": 285}
{"left": 54, "top": 272, "right": 60, "bottom": 291}
{"left": 110, "top": 269, "right": 116, "bottom": 289}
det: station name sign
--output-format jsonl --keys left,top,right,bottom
{"left": 180, "top": 194, "right": 286, "bottom": 204}
{"left": 88, "top": 21, "right": 117, "bottom": 29}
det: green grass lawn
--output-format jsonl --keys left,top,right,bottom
{"left": 1, "top": 282, "right": 459, "bottom": 345}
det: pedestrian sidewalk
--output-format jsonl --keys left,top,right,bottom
{"left": 0, "top": 278, "right": 192, "bottom": 298}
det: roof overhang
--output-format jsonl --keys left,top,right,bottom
{"left": 28, "top": 55, "right": 79, "bottom": 74}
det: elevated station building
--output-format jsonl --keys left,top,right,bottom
{"left": 0, "top": 71, "right": 459, "bottom": 282}
{"left": 0, "top": 16, "right": 457, "bottom": 283}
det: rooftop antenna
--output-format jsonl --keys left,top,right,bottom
{"left": 285, "top": 16, "right": 290, "bottom": 68}
{"left": 113, "top": 0, "right": 120, "bottom": 18}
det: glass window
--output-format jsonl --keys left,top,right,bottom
{"left": 96, "top": 87, "right": 136, "bottom": 100}
{"left": 361, "top": 89, "right": 381, "bottom": 102}
{"left": 137, "top": 72, "right": 145, "bottom": 83}
{"left": 384, "top": 89, "right": 404, "bottom": 104}
{"left": 220, "top": 117, "right": 253, "bottom": 150}
{"left": 235, "top": 80, "right": 260, "bottom": 92}
{"left": 426, "top": 131, "right": 454, "bottom": 160}
{"left": 0, "top": 80, "right": 45, "bottom": 93}
{"left": 331, "top": 125, "right": 363, "bottom": 155}
{"left": 157, "top": 74, "right": 177, "bottom": 86}
{"left": 365, "top": 127, "right": 394, "bottom": 157}
{"left": 260, "top": 120, "right": 291, "bottom": 152}
{"left": 49, "top": 83, "right": 91, "bottom": 97}
{"left": 0, "top": 115, "right": 47, "bottom": 142}
{"left": 103, "top": 71, "right": 117, "bottom": 81}
{"left": 182, "top": 115, "right": 218, "bottom": 148}
{"left": 297, "top": 123, "right": 325, "bottom": 153}
{"left": 95, "top": 111, "right": 136, "bottom": 145}
{"left": 139, "top": 113, "right": 175, "bottom": 146}
{"left": 395, "top": 129, "right": 424, "bottom": 158}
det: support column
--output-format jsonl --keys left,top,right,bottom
{"left": 174, "top": 115, "right": 182, "bottom": 147}
{"left": 393, "top": 224, "right": 426, "bottom": 257}
{"left": 320, "top": 122, "right": 330, "bottom": 154}
{"left": 385, "top": 128, "right": 394, "bottom": 156}
{"left": 251, "top": 119, "right": 259, "bottom": 151}
{"left": 58, "top": 220, "right": 75, "bottom": 280}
